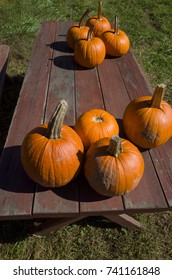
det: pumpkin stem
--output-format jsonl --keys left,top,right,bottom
{"left": 87, "top": 24, "right": 95, "bottom": 40}
{"left": 48, "top": 100, "right": 68, "bottom": 139}
{"left": 79, "top": 9, "right": 90, "bottom": 28}
{"left": 114, "top": 15, "right": 119, "bottom": 34}
{"left": 150, "top": 84, "right": 167, "bottom": 109}
{"left": 98, "top": 0, "right": 102, "bottom": 20}
{"left": 107, "top": 135, "right": 123, "bottom": 157}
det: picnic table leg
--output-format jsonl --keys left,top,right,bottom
{"left": 31, "top": 216, "right": 88, "bottom": 235}
{"left": 103, "top": 214, "right": 144, "bottom": 229}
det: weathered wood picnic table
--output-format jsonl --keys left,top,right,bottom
{"left": 0, "top": 21, "right": 172, "bottom": 235}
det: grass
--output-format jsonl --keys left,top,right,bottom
{"left": 0, "top": 0, "right": 172, "bottom": 260}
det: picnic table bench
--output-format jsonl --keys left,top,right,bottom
{"left": 0, "top": 21, "right": 172, "bottom": 235}
{"left": 0, "top": 45, "right": 10, "bottom": 99}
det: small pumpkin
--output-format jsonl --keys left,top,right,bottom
{"left": 21, "top": 100, "right": 84, "bottom": 188}
{"left": 86, "top": 0, "right": 111, "bottom": 38}
{"left": 74, "top": 108, "right": 119, "bottom": 150}
{"left": 123, "top": 84, "right": 172, "bottom": 149}
{"left": 74, "top": 24, "right": 106, "bottom": 68}
{"left": 66, "top": 9, "right": 90, "bottom": 50}
{"left": 101, "top": 15, "right": 130, "bottom": 57}
{"left": 84, "top": 135, "right": 144, "bottom": 196}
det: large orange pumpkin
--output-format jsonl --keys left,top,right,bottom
{"left": 21, "top": 100, "right": 84, "bottom": 188}
{"left": 74, "top": 24, "right": 106, "bottom": 68}
{"left": 123, "top": 84, "right": 172, "bottom": 149}
{"left": 86, "top": 0, "right": 111, "bottom": 38}
{"left": 74, "top": 108, "right": 119, "bottom": 150}
{"left": 101, "top": 15, "right": 130, "bottom": 57}
{"left": 84, "top": 135, "right": 144, "bottom": 196}
{"left": 66, "top": 9, "right": 90, "bottom": 50}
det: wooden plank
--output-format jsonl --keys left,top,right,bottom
{"left": 149, "top": 139, "right": 172, "bottom": 207}
{"left": 117, "top": 51, "right": 152, "bottom": 100}
{"left": 97, "top": 57, "right": 130, "bottom": 119}
{"left": 0, "top": 45, "right": 10, "bottom": 98}
{"left": 114, "top": 51, "right": 168, "bottom": 211}
{"left": 75, "top": 61, "right": 104, "bottom": 117}
{"left": 31, "top": 216, "right": 86, "bottom": 235}
{"left": 44, "top": 21, "right": 75, "bottom": 126}
{"left": 33, "top": 21, "right": 80, "bottom": 218}
{"left": 123, "top": 149, "right": 168, "bottom": 210}
{"left": 0, "top": 21, "right": 55, "bottom": 219}
{"left": 104, "top": 214, "right": 144, "bottom": 229}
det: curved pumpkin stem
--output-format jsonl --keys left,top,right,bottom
{"left": 150, "top": 84, "right": 167, "bottom": 109}
{"left": 107, "top": 135, "right": 123, "bottom": 157}
{"left": 48, "top": 100, "right": 68, "bottom": 139}
{"left": 87, "top": 24, "right": 95, "bottom": 40}
{"left": 97, "top": 0, "right": 102, "bottom": 20}
{"left": 79, "top": 9, "right": 90, "bottom": 28}
{"left": 114, "top": 15, "right": 119, "bottom": 34}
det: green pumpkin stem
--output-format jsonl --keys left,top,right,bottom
{"left": 114, "top": 15, "right": 119, "bottom": 34}
{"left": 79, "top": 9, "right": 90, "bottom": 28}
{"left": 150, "top": 84, "right": 167, "bottom": 109}
{"left": 48, "top": 100, "right": 68, "bottom": 139}
{"left": 107, "top": 135, "right": 123, "bottom": 157}
{"left": 87, "top": 24, "right": 95, "bottom": 40}
{"left": 98, "top": 0, "right": 102, "bottom": 20}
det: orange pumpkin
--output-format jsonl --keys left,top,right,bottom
{"left": 123, "top": 84, "right": 172, "bottom": 149}
{"left": 84, "top": 135, "right": 144, "bottom": 196}
{"left": 21, "top": 100, "right": 84, "bottom": 188}
{"left": 74, "top": 24, "right": 106, "bottom": 68}
{"left": 74, "top": 108, "right": 119, "bottom": 150}
{"left": 86, "top": 0, "right": 111, "bottom": 38}
{"left": 101, "top": 15, "right": 130, "bottom": 57}
{"left": 66, "top": 9, "right": 90, "bottom": 50}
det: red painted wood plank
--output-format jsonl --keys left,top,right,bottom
{"left": 75, "top": 63, "right": 104, "bottom": 117}
{"left": 149, "top": 139, "right": 172, "bottom": 207}
{"left": 97, "top": 57, "right": 130, "bottom": 119}
{"left": 117, "top": 51, "right": 152, "bottom": 100}
{"left": 123, "top": 149, "right": 168, "bottom": 211}
{"left": 33, "top": 21, "right": 80, "bottom": 218}
{"left": 0, "top": 21, "right": 55, "bottom": 219}
{"left": 44, "top": 21, "right": 76, "bottom": 126}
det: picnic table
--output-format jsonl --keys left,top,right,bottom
{"left": 0, "top": 21, "right": 172, "bottom": 235}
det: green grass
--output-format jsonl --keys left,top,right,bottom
{"left": 0, "top": 0, "right": 172, "bottom": 260}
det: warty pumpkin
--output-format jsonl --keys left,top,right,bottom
{"left": 21, "top": 100, "right": 84, "bottom": 188}
{"left": 66, "top": 9, "right": 90, "bottom": 50}
{"left": 123, "top": 84, "right": 172, "bottom": 149}
{"left": 101, "top": 15, "right": 130, "bottom": 57}
{"left": 86, "top": 0, "right": 111, "bottom": 38}
{"left": 74, "top": 108, "right": 119, "bottom": 150}
{"left": 84, "top": 135, "right": 144, "bottom": 196}
{"left": 74, "top": 24, "right": 106, "bottom": 68}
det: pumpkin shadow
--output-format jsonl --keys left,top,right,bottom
{"left": 36, "top": 169, "right": 110, "bottom": 203}
{"left": 0, "top": 145, "right": 35, "bottom": 193}
{"left": 48, "top": 41, "right": 73, "bottom": 53}
{"left": 53, "top": 55, "right": 76, "bottom": 70}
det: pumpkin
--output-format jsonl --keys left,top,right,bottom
{"left": 66, "top": 9, "right": 90, "bottom": 50}
{"left": 21, "top": 100, "right": 84, "bottom": 188}
{"left": 84, "top": 135, "right": 144, "bottom": 196}
{"left": 74, "top": 108, "right": 119, "bottom": 150}
{"left": 123, "top": 84, "right": 172, "bottom": 149}
{"left": 86, "top": 0, "right": 111, "bottom": 38}
{"left": 74, "top": 24, "right": 106, "bottom": 68}
{"left": 101, "top": 15, "right": 130, "bottom": 57}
